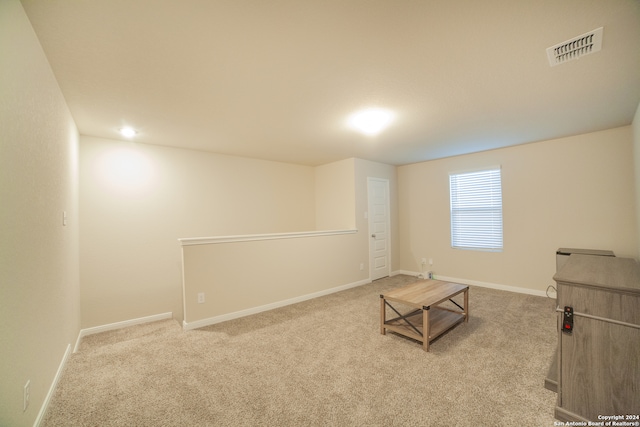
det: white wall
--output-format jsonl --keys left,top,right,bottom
{"left": 80, "top": 136, "right": 316, "bottom": 328}
{"left": 398, "top": 126, "right": 638, "bottom": 294}
{"left": 314, "top": 157, "right": 399, "bottom": 273}
{"left": 181, "top": 231, "right": 363, "bottom": 326}
{"left": 315, "top": 158, "right": 356, "bottom": 230}
{"left": 181, "top": 157, "right": 398, "bottom": 327}
{"left": 0, "top": 1, "right": 80, "bottom": 425}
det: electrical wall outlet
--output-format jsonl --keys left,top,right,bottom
{"left": 197, "top": 293, "right": 205, "bottom": 304}
{"left": 429, "top": 258, "right": 433, "bottom": 266}
{"left": 421, "top": 258, "right": 426, "bottom": 265}
{"left": 360, "top": 263, "right": 364, "bottom": 271}
{"left": 23, "top": 380, "right": 30, "bottom": 412}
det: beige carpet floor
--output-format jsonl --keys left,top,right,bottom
{"left": 42, "top": 275, "right": 559, "bottom": 426}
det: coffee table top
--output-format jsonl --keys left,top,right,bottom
{"left": 381, "top": 279, "right": 468, "bottom": 309}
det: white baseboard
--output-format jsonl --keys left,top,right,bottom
{"left": 183, "top": 278, "right": 372, "bottom": 331}
{"left": 34, "top": 343, "right": 71, "bottom": 427}
{"left": 392, "top": 270, "right": 421, "bottom": 277}
{"left": 183, "top": 271, "right": 548, "bottom": 332}
{"left": 395, "top": 270, "right": 548, "bottom": 297}
{"left": 431, "top": 274, "right": 548, "bottom": 297}
{"left": 74, "top": 312, "right": 173, "bottom": 353}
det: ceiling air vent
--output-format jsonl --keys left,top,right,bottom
{"left": 546, "top": 27, "right": 603, "bottom": 67}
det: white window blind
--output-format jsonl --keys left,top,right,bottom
{"left": 449, "top": 168, "right": 503, "bottom": 251}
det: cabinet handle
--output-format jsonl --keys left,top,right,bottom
{"left": 555, "top": 307, "right": 640, "bottom": 330}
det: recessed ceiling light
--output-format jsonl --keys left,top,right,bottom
{"left": 347, "top": 108, "right": 395, "bottom": 136}
{"left": 119, "top": 127, "right": 137, "bottom": 138}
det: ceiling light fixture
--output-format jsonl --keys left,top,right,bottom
{"left": 119, "top": 127, "right": 137, "bottom": 138}
{"left": 347, "top": 108, "right": 396, "bottom": 136}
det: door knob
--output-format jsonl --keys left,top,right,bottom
{"left": 371, "top": 234, "right": 376, "bottom": 238}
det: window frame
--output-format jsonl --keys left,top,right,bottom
{"left": 449, "top": 167, "right": 503, "bottom": 252}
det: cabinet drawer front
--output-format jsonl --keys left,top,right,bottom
{"left": 558, "top": 283, "right": 640, "bottom": 326}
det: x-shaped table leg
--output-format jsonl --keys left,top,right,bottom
{"left": 382, "top": 300, "right": 424, "bottom": 338}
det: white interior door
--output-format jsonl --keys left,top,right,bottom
{"left": 368, "top": 178, "right": 390, "bottom": 281}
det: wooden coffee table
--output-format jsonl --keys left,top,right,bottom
{"left": 380, "top": 279, "right": 469, "bottom": 351}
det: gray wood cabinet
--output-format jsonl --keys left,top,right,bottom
{"left": 553, "top": 254, "right": 640, "bottom": 422}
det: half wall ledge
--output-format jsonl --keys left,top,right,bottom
{"left": 178, "top": 229, "right": 358, "bottom": 246}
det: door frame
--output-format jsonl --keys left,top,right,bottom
{"left": 367, "top": 177, "right": 391, "bottom": 280}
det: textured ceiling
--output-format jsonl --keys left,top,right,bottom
{"left": 20, "top": 0, "right": 640, "bottom": 166}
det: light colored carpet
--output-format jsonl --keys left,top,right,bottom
{"left": 42, "top": 275, "right": 559, "bottom": 426}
